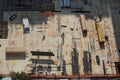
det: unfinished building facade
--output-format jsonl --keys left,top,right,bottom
{"left": 0, "top": 0, "right": 120, "bottom": 75}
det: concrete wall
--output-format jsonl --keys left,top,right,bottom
{"left": 0, "top": 0, "right": 119, "bottom": 75}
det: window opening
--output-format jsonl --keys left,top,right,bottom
{"left": 59, "top": 0, "right": 71, "bottom": 8}
{"left": 115, "top": 62, "right": 120, "bottom": 74}
{"left": 0, "top": 21, "right": 8, "bottom": 39}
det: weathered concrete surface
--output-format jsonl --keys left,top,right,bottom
{"left": 0, "top": 0, "right": 119, "bottom": 75}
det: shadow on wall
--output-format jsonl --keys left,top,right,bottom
{"left": 4, "top": 0, "right": 54, "bottom": 11}
{"left": 71, "top": 48, "right": 79, "bottom": 75}
{"left": 6, "top": 53, "right": 26, "bottom": 60}
{"left": 31, "top": 59, "right": 54, "bottom": 64}
{"left": 8, "top": 12, "right": 50, "bottom": 25}
{"left": 83, "top": 51, "right": 92, "bottom": 74}
{"left": 62, "top": 60, "right": 66, "bottom": 75}
{"left": 109, "top": 1, "right": 120, "bottom": 62}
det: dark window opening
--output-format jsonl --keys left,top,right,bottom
{"left": 6, "top": 0, "right": 54, "bottom": 11}
{"left": 105, "top": 35, "right": 108, "bottom": 41}
{"left": 98, "top": 12, "right": 103, "bottom": 21}
{"left": 59, "top": 0, "right": 71, "bottom": 8}
{"left": 37, "top": 65, "right": 43, "bottom": 74}
{"left": 83, "top": 51, "right": 92, "bottom": 74}
{"left": 0, "top": 21, "right": 8, "bottom": 39}
{"left": 24, "top": 27, "right": 30, "bottom": 34}
{"left": 39, "top": 0, "right": 55, "bottom": 11}
{"left": 57, "top": 65, "right": 61, "bottom": 71}
{"left": 0, "top": 0, "right": 55, "bottom": 11}
{"left": 115, "top": 62, "right": 120, "bottom": 74}
{"left": 16, "top": 0, "right": 31, "bottom": 10}
{"left": 39, "top": 0, "right": 52, "bottom": 3}
{"left": 47, "top": 64, "right": 51, "bottom": 72}
{"left": 118, "top": 49, "right": 120, "bottom": 57}
{"left": 118, "top": 49, "right": 120, "bottom": 53}
{"left": 61, "top": 33, "right": 64, "bottom": 45}
{"left": 72, "top": 48, "right": 79, "bottom": 75}
{"left": 102, "top": 60, "right": 106, "bottom": 74}
{"left": 70, "top": 28, "right": 74, "bottom": 31}
{"left": 18, "top": 0, "right": 22, "bottom": 6}
{"left": 82, "top": 0, "right": 88, "bottom": 5}
{"left": 99, "top": 42, "right": 105, "bottom": 49}
{"left": 96, "top": 55, "right": 100, "bottom": 65}
{"left": 71, "top": 11, "right": 90, "bottom": 13}
{"left": 42, "top": 35, "right": 45, "bottom": 41}
{"left": 61, "top": 25, "right": 67, "bottom": 27}
{"left": 37, "top": 65, "right": 43, "bottom": 71}
{"left": 6, "top": 53, "right": 26, "bottom": 60}
{"left": 62, "top": 60, "right": 66, "bottom": 75}
{"left": 119, "top": 5, "right": 120, "bottom": 14}
{"left": 83, "top": 30, "right": 87, "bottom": 37}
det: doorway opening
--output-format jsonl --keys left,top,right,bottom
{"left": 115, "top": 62, "right": 120, "bottom": 74}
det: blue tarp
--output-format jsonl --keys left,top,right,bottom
{"left": 59, "top": 0, "right": 70, "bottom": 7}
{"left": 2, "top": 77, "right": 12, "bottom": 80}
{"left": 59, "top": 0, "right": 63, "bottom": 7}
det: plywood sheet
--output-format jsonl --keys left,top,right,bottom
{"left": 80, "top": 14, "right": 87, "bottom": 31}
{"left": 96, "top": 22, "right": 105, "bottom": 42}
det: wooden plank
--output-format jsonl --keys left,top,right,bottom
{"left": 80, "top": 14, "right": 87, "bottom": 31}
{"left": 96, "top": 22, "right": 105, "bottom": 42}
